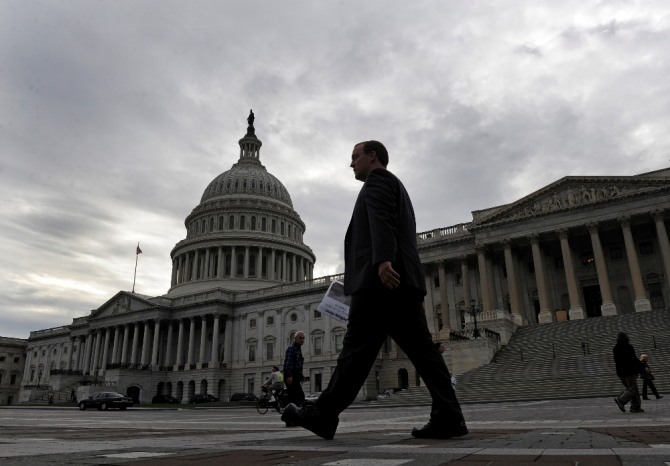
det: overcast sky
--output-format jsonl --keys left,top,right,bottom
{"left": 2, "top": 1, "right": 669, "bottom": 339}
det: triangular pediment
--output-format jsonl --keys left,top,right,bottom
{"left": 89, "top": 291, "right": 161, "bottom": 320}
{"left": 471, "top": 174, "right": 670, "bottom": 228}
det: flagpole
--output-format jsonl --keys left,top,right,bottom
{"left": 132, "top": 242, "right": 140, "bottom": 293}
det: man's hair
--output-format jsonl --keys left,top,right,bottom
{"left": 616, "top": 331, "right": 629, "bottom": 344}
{"left": 272, "top": 365, "right": 279, "bottom": 371}
{"left": 358, "top": 140, "right": 389, "bottom": 167}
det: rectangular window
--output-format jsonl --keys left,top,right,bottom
{"left": 229, "top": 215, "right": 235, "bottom": 229}
{"left": 0, "top": 356, "right": 5, "bottom": 362}
{"left": 249, "top": 345, "right": 256, "bottom": 362}
{"left": 639, "top": 241, "right": 654, "bottom": 255}
{"left": 280, "top": 222, "right": 285, "bottom": 235}
{"left": 261, "top": 217, "right": 267, "bottom": 231}
{"left": 266, "top": 316, "right": 274, "bottom": 326}
{"left": 249, "top": 318, "right": 256, "bottom": 329}
{"left": 314, "top": 337, "right": 322, "bottom": 356}
{"left": 335, "top": 334, "right": 343, "bottom": 352}
{"left": 10, "top": 374, "right": 17, "bottom": 385}
{"left": 0, "top": 374, "right": 3, "bottom": 384}
{"left": 251, "top": 216, "right": 256, "bottom": 230}
{"left": 313, "top": 308, "right": 321, "bottom": 319}
{"left": 247, "top": 377, "right": 255, "bottom": 394}
{"left": 272, "top": 219, "right": 276, "bottom": 233}
{"left": 455, "top": 273, "right": 463, "bottom": 285}
{"left": 433, "top": 275, "right": 440, "bottom": 288}
{"left": 13, "top": 357, "right": 19, "bottom": 363}
{"left": 266, "top": 342, "right": 274, "bottom": 360}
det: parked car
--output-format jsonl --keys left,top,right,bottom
{"left": 229, "top": 392, "right": 258, "bottom": 402}
{"left": 79, "top": 392, "right": 134, "bottom": 411}
{"left": 305, "top": 391, "right": 322, "bottom": 403}
{"left": 151, "top": 394, "right": 180, "bottom": 404}
{"left": 190, "top": 394, "right": 220, "bottom": 404}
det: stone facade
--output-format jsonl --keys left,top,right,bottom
{"left": 0, "top": 337, "right": 27, "bottom": 405}
{"left": 14, "top": 113, "right": 670, "bottom": 404}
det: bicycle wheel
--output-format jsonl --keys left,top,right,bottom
{"left": 256, "top": 398, "right": 269, "bottom": 415}
{"left": 275, "top": 393, "right": 288, "bottom": 414}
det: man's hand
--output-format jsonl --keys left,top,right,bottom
{"left": 286, "top": 375, "right": 293, "bottom": 385}
{"left": 378, "top": 261, "right": 400, "bottom": 289}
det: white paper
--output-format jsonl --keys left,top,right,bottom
{"left": 317, "top": 280, "right": 350, "bottom": 323}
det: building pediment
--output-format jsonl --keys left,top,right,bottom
{"left": 89, "top": 292, "right": 159, "bottom": 320}
{"left": 471, "top": 174, "right": 670, "bottom": 228}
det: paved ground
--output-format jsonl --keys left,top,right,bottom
{"left": 1, "top": 396, "right": 669, "bottom": 465}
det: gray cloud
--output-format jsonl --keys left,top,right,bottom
{"left": 1, "top": 0, "right": 669, "bottom": 338}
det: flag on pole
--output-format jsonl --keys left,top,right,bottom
{"left": 136, "top": 244, "right": 143, "bottom": 255}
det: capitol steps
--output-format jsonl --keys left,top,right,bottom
{"left": 376, "top": 309, "right": 670, "bottom": 405}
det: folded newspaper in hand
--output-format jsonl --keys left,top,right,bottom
{"left": 317, "top": 280, "right": 350, "bottom": 323}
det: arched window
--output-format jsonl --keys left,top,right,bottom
{"left": 229, "top": 215, "right": 235, "bottom": 229}
{"left": 209, "top": 217, "right": 214, "bottom": 232}
{"left": 219, "top": 216, "right": 224, "bottom": 230}
{"left": 261, "top": 218, "right": 267, "bottom": 231}
{"left": 240, "top": 215, "right": 246, "bottom": 230}
{"left": 251, "top": 216, "right": 256, "bottom": 230}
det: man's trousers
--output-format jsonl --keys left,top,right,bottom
{"left": 316, "top": 286, "right": 465, "bottom": 427}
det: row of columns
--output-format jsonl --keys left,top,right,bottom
{"left": 171, "top": 246, "right": 314, "bottom": 286}
{"left": 426, "top": 211, "right": 670, "bottom": 330}
{"left": 24, "top": 315, "right": 232, "bottom": 382}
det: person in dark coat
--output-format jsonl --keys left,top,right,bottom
{"left": 613, "top": 331, "right": 645, "bottom": 413}
{"left": 282, "top": 140, "right": 467, "bottom": 440}
{"left": 640, "top": 354, "right": 663, "bottom": 400}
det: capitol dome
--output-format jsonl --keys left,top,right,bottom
{"left": 167, "top": 111, "right": 315, "bottom": 296}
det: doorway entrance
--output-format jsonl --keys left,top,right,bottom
{"left": 582, "top": 285, "right": 602, "bottom": 318}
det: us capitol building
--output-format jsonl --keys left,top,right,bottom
{"left": 6, "top": 112, "right": 670, "bottom": 405}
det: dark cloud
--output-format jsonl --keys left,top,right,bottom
{"left": 1, "top": 1, "right": 669, "bottom": 337}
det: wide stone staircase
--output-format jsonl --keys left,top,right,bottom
{"left": 377, "top": 309, "right": 670, "bottom": 405}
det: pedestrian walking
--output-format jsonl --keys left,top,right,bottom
{"left": 282, "top": 140, "right": 467, "bottom": 440}
{"left": 613, "top": 331, "right": 645, "bottom": 413}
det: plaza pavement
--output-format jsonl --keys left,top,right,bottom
{"left": 1, "top": 396, "right": 669, "bottom": 465}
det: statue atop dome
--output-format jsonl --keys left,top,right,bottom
{"left": 246, "top": 109, "right": 255, "bottom": 136}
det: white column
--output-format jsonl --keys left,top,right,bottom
{"left": 100, "top": 328, "right": 110, "bottom": 373}
{"left": 175, "top": 319, "right": 185, "bottom": 368}
{"left": 165, "top": 320, "right": 175, "bottom": 367}
{"left": 530, "top": 234, "right": 553, "bottom": 323}
{"left": 151, "top": 320, "right": 161, "bottom": 366}
{"left": 120, "top": 325, "right": 130, "bottom": 364}
{"left": 502, "top": 239, "right": 523, "bottom": 325}
{"left": 130, "top": 322, "right": 140, "bottom": 365}
{"left": 653, "top": 209, "right": 670, "bottom": 291}
{"left": 198, "top": 316, "right": 207, "bottom": 366}
{"left": 557, "top": 229, "right": 584, "bottom": 320}
{"left": 620, "top": 216, "right": 652, "bottom": 312}
{"left": 587, "top": 222, "right": 617, "bottom": 315}
{"left": 210, "top": 314, "right": 220, "bottom": 366}
{"left": 140, "top": 322, "right": 151, "bottom": 365}
{"left": 187, "top": 317, "right": 196, "bottom": 366}
{"left": 111, "top": 326, "right": 120, "bottom": 364}
{"left": 224, "top": 317, "right": 233, "bottom": 367}
{"left": 476, "top": 244, "right": 492, "bottom": 311}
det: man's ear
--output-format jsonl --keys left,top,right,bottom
{"left": 368, "top": 151, "right": 377, "bottom": 162}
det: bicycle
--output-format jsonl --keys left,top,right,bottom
{"left": 256, "top": 387, "right": 289, "bottom": 415}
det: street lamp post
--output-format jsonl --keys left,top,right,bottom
{"left": 464, "top": 300, "right": 481, "bottom": 339}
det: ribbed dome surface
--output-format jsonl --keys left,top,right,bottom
{"left": 200, "top": 160, "right": 293, "bottom": 208}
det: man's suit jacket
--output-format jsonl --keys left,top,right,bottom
{"left": 343, "top": 168, "right": 426, "bottom": 298}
